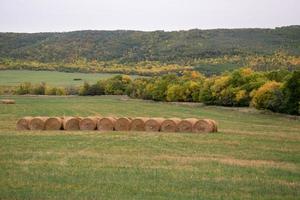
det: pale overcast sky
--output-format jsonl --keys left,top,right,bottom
{"left": 0, "top": 0, "right": 299, "bottom": 32}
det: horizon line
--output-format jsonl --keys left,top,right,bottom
{"left": 1, "top": 25, "right": 299, "bottom": 34}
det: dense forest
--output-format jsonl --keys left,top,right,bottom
{"left": 0, "top": 26, "right": 300, "bottom": 75}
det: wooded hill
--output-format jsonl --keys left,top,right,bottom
{"left": 0, "top": 26, "right": 300, "bottom": 75}
{"left": 1, "top": 26, "right": 300, "bottom": 64}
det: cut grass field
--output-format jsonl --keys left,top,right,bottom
{"left": 0, "top": 70, "right": 140, "bottom": 86}
{"left": 0, "top": 95, "right": 299, "bottom": 199}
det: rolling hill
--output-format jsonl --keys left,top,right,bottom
{"left": 0, "top": 26, "right": 300, "bottom": 75}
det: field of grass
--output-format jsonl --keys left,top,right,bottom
{"left": 0, "top": 70, "right": 140, "bottom": 86}
{"left": 194, "top": 63, "right": 242, "bottom": 76}
{"left": 0, "top": 95, "right": 299, "bottom": 199}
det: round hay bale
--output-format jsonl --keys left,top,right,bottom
{"left": 97, "top": 117, "right": 116, "bottom": 131}
{"left": 16, "top": 117, "right": 33, "bottom": 130}
{"left": 79, "top": 117, "right": 99, "bottom": 130}
{"left": 192, "top": 119, "right": 215, "bottom": 133}
{"left": 130, "top": 117, "right": 149, "bottom": 131}
{"left": 115, "top": 117, "right": 131, "bottom": 131}
{"left": 45, "top": 117, "right": 63, "bottom": 130}
{"left": 145, "top": 118, "right": 165, "bottom": 132}
{"left": 178, "top": 118, "right": 198, "bottom": 133}
{"left": 1, "top": 99, "right": 15, "bottom": 104}
{"left": 29, "top": 117, "right": 48, "bottom": 130}
{"left": 207, "top": 119, "right": 218, "bottom": 132}
{"left": 160, "top": 118, "right": 181, "bottom": 132}
{"left": 63, "top": 117, "right": 81, "bottom": 130}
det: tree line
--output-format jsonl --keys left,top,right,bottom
{"left": 7, "top": 69, "right": 300, "bottom": 115}
{"left": 1, "top": 51, "right": 299, "bottom": 76}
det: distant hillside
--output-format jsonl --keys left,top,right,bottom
{"left": 0, "top": 26, "right": 300, "bottom": 75}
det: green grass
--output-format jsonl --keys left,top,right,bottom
{"left": 194, "top": 63, "right": 242, "bottom": 76}
{"left": 0, "top": 70, "right": 140, "bottom": 86}
{"left": 0, "top": 95, "right": 299, "bottom": 199}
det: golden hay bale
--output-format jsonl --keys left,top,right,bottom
{"left": 97, "top": 117, "right": 116, "bottom": 131}
{"left": 45, "top": 117, "right": 63, "bottom": 130}
{"left": 29, "top": 117, "right": 48, "bottom": 130}
{"left": 160, "top": 118, "right": 181, "bottom": 132}
{"left": 207, "top": 119, "right": 218, "bottom": 132}
{"left": 115, "top": 117, "right": 132, "bottom": 131}
{"left": 63, "top": 117, "right": 82, "bottom": 130}
{"left": 79, "top": 117, "right": 99, "bottom": 130}
{"left": 145, "top": 118, "right": 165, "bottom": 132}
{"left": 130, "top": 117, "right": 149, "bottom": 131}
{"left": 16, "top": 117, "right": 33, "bottom": 130}
{"left": 1, "top": 99, "right": 15, "bottom": 104}
{"left": 177, "top": 118, "right": 198, "bottom": 133}
{"left": 192, "top": 119, "right": 215, "bottom": 133}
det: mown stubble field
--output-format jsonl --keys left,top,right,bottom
{"left": 0, "top": 95, "right": 299, "bottom": 199}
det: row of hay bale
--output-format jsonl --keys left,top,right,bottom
{"left": 16, "top": 117, "right": 218, "bottom": 133}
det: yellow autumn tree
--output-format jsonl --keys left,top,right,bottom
{"left": 251, "top": 81, "right": 283, "bottom": 112}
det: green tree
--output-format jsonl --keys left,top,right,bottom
{"left": 166, "top": 84, "right": 185, "bottom": 102}
{"left": 199, "top": 78, "right": 217, "bottom": 104}
{"left": 281, "top": 71, "right": 300, "bottom": 115}
{"left": 104, "top": 75, "right": 132, "bottom": 95}
{"left": 30, "top": 82, "right": 46, "bottom": 95}
{"left": 15, "top": 82, "right": 32, "bottom": 95}
{"left": 79, "top": 82, "right": 91, "bottom": 96}
{"left": 149, "top": 74, "right": 179, "bottom": 101}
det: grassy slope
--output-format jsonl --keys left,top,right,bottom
{"left": 0, "top": 96, "right": 299, "bottom": 199}
{"left": 0, "top": 70, "right": 140, "bottom": 86}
